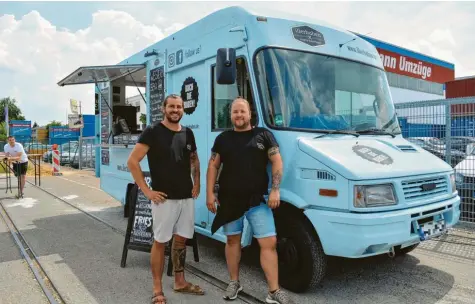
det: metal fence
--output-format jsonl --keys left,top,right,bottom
{"left": 395, "top": 96, "right": 475, "bottom": 223}
{"left": 1, "top": 137, "right": 96, "bottom": 171}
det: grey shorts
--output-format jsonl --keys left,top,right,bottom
{"left": 151, "top": 198, "right": 195, "bottom": 243}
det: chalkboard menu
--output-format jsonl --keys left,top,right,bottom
{"left": 100, "top": 87, "right": 111, "bottom": 144}
{"left": 121, "top": 174, "right": 154, "bottom": 267}
{"left": 130, "top": 187, "right": 154, "bottom": 246}
{"left": 149, "top": 66, "right": 164, "bottom": 124}
{"left": 120, "top": 175, "right": 200, "bottom": 269}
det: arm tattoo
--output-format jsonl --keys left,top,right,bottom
{"left": 272, "top": 169, "right": 282, "bottom": 190}
{"left": 190, "top": 151, "right": 197, "bottom": 162}
{"left": 210, "top": 152, "right": 217, "bottom": 161}
{"left": 268, "top": 146, "right": 280, "bottom": 158}
{"left": 190, "top": 151, "right": 200, "bottom": 177}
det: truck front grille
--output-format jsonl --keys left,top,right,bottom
{"left": 401, "top": 176, "right": 448, "bottom": 201}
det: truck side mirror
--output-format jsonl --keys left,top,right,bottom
{"left": 216, "top": 48, "right": 236, "bottom": 84}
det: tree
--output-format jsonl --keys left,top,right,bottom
{"left": 139, "top": 113, "right": 146, "bottom": 125}
{"left": 33, "top": 121, "right": 38, "bottom": 128}
{"left": 45, "top": 120, "right": 63, "bottom": 132}
{"left": 0, "top": 97, "right": 26, "bottom": 141}
{"left": 0, "top": 97, "right": 25, "bottom": 124}
{"left": 217, "top": 102, "right": 232, "bottom": 129}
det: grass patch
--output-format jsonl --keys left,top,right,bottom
{"left": 26, "top": 161, "right": 53, "bottom": 177}
{"left": 0, "top": 161, "right": 53, "bottom": 176}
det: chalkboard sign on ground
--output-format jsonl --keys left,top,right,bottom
{"left": 120, "top": 178, "right": 200, "bottom": 273}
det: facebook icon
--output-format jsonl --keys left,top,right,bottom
{"left": 176, "top": 50, "right": 183, "bottom": 65}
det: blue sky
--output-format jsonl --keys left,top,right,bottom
{"left": 2, "top": 2, "right": 101, "bottom": 30}
{"left": 1, "top": 1, "right": 474, "bottom": 125}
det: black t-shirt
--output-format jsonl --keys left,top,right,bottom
{"left": 212, "top": 127, "right": 279, "bottom": 196}
{"left": 210, "top": 127, "right": 279, "bottom": 234}
{"left": 137, "top": 122, "right": 197, "bottom": 199}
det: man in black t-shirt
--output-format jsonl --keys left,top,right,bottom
{"left": 206, "top": 98, "right": 294, "bottom": 304}
{"left": 128, "top": 94, "right": 204, "bottom": 303}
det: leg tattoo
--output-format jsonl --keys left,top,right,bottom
{"left": 172, "top": 240, "right": 187, "bottom": 273}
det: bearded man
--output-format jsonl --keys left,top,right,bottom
{"left": 128, "top": 94, "right": 204, "bottom": 304}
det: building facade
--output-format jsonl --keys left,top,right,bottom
{"left": 356, "top": 33, "right": 455, "bottom": 103}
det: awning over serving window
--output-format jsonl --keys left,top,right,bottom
{"left": 57, "top": 64, "right": 146, "bottom": 86}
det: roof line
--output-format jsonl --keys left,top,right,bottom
{"left": 452, "top": 75, "right": 475, "bottom": 81}
{"left": 353, "top": 32, "right": 455, "bottom": 69}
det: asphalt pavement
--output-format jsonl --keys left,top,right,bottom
{"left": 0, "top": 202, "right": 49, "bottom": 304}
{"left": 1, "top": 171, "right": 475, "bottom": 304}
{"left": 0, "top": 175, "right": 247, "bottom": 304}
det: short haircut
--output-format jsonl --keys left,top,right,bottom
{"left": 230, "top": 96, "right": 251, "bottom": 114}
{"left": 7, "top": 135, "right": 14, "bottom": 139}
{"left": 163, "top": 94, "right": 183, "bottom": 107}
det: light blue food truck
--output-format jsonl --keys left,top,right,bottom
{"left": 57, "top": 6, "right": 461, "bottom": 292}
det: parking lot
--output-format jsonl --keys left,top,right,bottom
{"left": 1, "top": 170, "right": 472, "bottom": 304}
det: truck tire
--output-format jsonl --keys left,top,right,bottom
{"left": 395, "top": 244, "right": 419, "bottom": 255}
{"left": 274, "top": 208, "right": 327, "bottom": 293}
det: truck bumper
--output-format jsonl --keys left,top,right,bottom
{"left": 304, "top": 195, "right": 461, "bottom": 258}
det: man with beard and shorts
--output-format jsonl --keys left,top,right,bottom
{"left": 127, "top": 94, "right": 204, "bottom": 304}
{"left": 206, "top": 97, "right": 294, "bottom": 304}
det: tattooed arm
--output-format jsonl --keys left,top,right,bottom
{"left": 190, "top": 151, "right": 200, "bottom": 183}
{"left": 190, "top": 151, "right": 200, "bottom": 198}
{"left": 206, "top": 152, "right": 221, "bottom": 213}
{"left": 267, "top": 146, "right": 283, "bottom": 209}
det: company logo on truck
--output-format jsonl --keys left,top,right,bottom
{"left": 181, "top": 77, "right": 199, "bottom": 115}
{"left": 291, "top": 25, "right": 325, "bottom": 47}
{"left": 352, "top": 145, "right": 393, "bottom": 165}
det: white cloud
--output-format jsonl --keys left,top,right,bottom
{"left": 0, "top": 10, "right": 166, "bottom": 125}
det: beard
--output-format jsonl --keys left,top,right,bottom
{"left": 232, "top": 118, "right": 250, "bottom": 130}
{"left": 165, "top": 112, "right": 182, "bottom": 123}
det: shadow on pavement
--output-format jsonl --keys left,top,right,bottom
{"left": 192, "top": 234, "right": 456, "bottom": 304}
{"left": 0, "top": 203, "right": 234, "bottom": 304}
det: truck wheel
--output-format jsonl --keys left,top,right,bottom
{"left": 274, "top": 209, "right": 327, "bottom": 293}
{"left": 395, "top": 244, "right": 419, "bottom": 255}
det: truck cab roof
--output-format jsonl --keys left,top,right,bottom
{"left": 119, "top": 6, "right": 384, "bottom": 72}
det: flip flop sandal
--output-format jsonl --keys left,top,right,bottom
{"left": 173, "top": 283, "right": 205, "bottom": 295}
{"left": 151, "top": 291, "right": 167, "bottom": 304}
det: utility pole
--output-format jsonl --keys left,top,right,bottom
{"left": 79, "top": 100, "right": 83, "bottom": 170}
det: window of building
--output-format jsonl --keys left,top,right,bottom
{"left": 211, "top": 57, "right": 257, "bottom": 130}
{"left": 386, "top": 72, "right": 443, "bottom": 96}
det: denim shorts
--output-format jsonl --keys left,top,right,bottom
{"left": 222, "top": 203, "right": 276, "bottom": 239}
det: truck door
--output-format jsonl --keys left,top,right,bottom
{"left": 207, "top": 55, "right": 258, "bottom": 238}
{"left": 166, "top": 59, "right": 209, "bottom": 229}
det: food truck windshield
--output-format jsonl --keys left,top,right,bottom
{"left": 255, "top": 48, "right": 401, "bottom": 134}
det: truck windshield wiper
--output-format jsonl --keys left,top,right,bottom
{"left": 356, "top": 128, "right": 396, "bottom": 138}
{"left": 314, "top": 129, "right": 360, "bottom": 139}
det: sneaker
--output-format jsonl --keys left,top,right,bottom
{"left": 223, "top": 280, "right": 243, "bottom": 301}
{"left": 266, "top": 289, "right": 294, "bottom": 304}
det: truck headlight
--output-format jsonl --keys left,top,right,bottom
{"left": 354, "top": 184, "right": 397, "bottom": 208}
